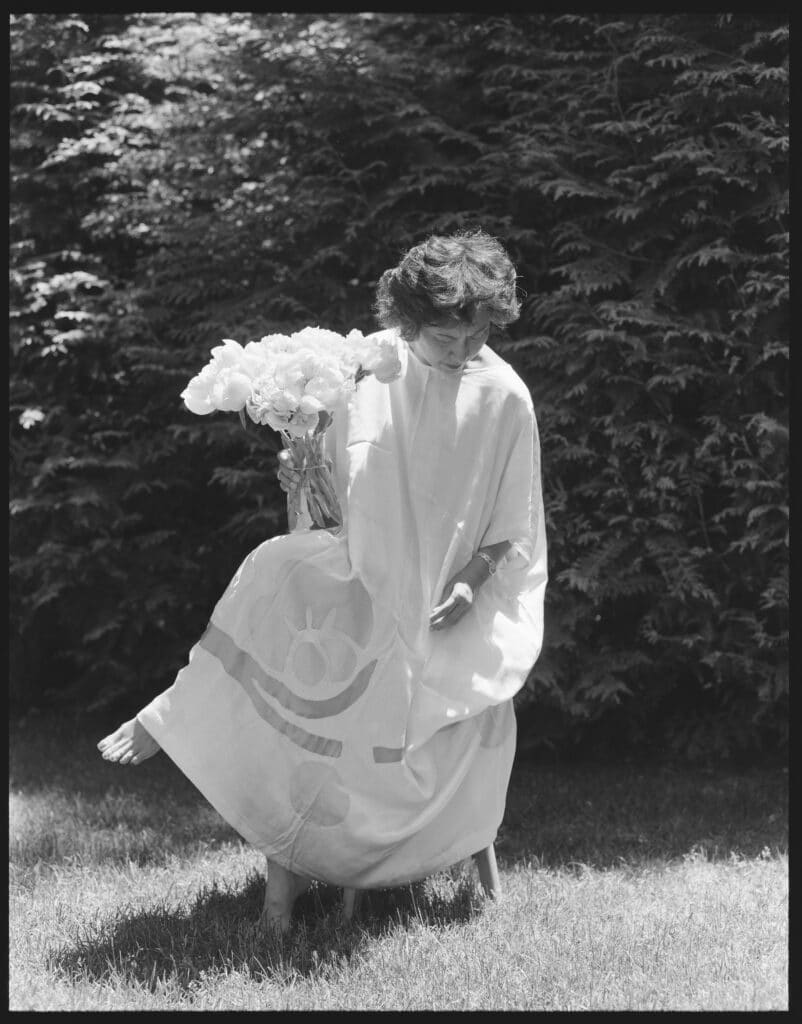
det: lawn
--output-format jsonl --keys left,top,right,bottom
{"left": 9, "top": 711, "right": 788, "bottom": 1011}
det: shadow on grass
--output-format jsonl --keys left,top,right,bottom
{"left": 48, "top": 868, "right": 485, "bottom": 990}
{"left": 15, "top": 712, "right": 788, "bottom": 995}
{"left": 500, "top": 760, "right": 788, "bottom": 870}
{"left": 10, "top": 712, "right": 243, "bottom": 871}
{"left": 11, "top": 712, "right": 788, "bottom": 874}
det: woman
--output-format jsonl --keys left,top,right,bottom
{"left": 98, "top": 229, "right": 547, "bottom": 932}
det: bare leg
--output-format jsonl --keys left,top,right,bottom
{"left": 97, "top": 717, "right": 161, "bottom": 766}
{"left": 473, "top": 844, "right": 501, "bottom": 898}
{"left": 261, "top": 857, "right": 312, "bottom": 934}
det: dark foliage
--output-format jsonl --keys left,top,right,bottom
{"left": 10, "top": 13, "right": 787, "bottom": 759}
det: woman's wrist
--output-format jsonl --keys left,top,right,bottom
{"left": 478, "top": 541, "right": 511, "bottom": 566}
{"left": 474, "top": 550, "right": 497, "bottom": 578}
{"left": 468, "top": 552, "right": 494, "bottom": 586}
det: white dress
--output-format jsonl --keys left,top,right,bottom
{"left": 137, "top": 332, "right": 547, "bottom": 888}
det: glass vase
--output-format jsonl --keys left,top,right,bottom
{"left": 281, "top": 430, "right": 342, "bottom": 532}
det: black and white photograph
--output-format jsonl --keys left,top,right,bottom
{"left": 9, "top": 11, "right": 788, "bottom": 1011}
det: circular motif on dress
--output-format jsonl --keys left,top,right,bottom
{"left": 292, "top": 641, "right": 327, "bottom": 686}
{"left": 289, "top": 761, "right": 350, "bottom": 827}
{"left": 246, "top": 594, "right": 291, "bottom": 671}
{"left": 318, "top": 633, "right": 358, "bottom": 683}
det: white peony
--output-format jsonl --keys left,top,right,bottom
{"left": 183, "top": 324, "right": 398, "bottom": 437}
{"left": 211, "top": 369, "right": 253, "bottom": 411}
{"left": 182, "top": 339, "right": 256, "bottom": 414}
{"left": 291, "top": 326, "right": 346, "bottom": 352}
{"left": 373, "top": 349, "right": 402, "bottom": 384}
{"left": 271, "top": 389, "right": 301, "bottom": 414}
{"left": 273, "top": 354, "right": 307, "bottom": 392}
{"left": 341, "top": 329, "right": 367, "bottom": 374}
{"left": 298, "top": 394, "right": 326, "bottom": 415}
{"left": 265, "top": 409, "right": 295, "bottom": 432}
{"left": 259, "top": 333, "right": 295, "bottom": 356}
{"left": 358, "top": 332, "right": 402, "bottom": 383}
{"left": 285, "top": 410, "right": 320, "bottom": 437}
{"left": 209, "top": 338, "right": 251, "bottom": 370}
{"left": 241, "top": 340, "right": 272, "bottom": 376}
{"left": 305, "top": 369, "right": 347, "bottom": 408}
{"left": 181, "top": 364, "right": 219, "bottom": 414}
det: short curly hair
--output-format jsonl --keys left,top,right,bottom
{"left": 374, "top": 229, "right": 520, "bottom": 341}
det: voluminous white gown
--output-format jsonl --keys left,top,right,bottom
{"left": 137, "top": 332, "right": 547, "bottom": 888}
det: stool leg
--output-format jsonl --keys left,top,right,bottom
{"left": 473, "top": 844, "right": 501, "bottom": 898}
{"left": 342, "top": 887, "right": 362, "bottom": 921}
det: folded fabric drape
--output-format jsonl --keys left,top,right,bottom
{"left": 137, "top": 332, "right": 547, "bottom": 888}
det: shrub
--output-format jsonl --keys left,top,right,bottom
{"left": 10, "top": 13, "right": 787, "bottom": 759}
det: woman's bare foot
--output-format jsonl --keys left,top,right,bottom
{"left": 261, "top": 858, "right": 312, "bottom": 934}
{"left": 97, "top": 717, "right": 161, "bottom": 766}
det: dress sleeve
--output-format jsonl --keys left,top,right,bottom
{"left": 480, "top": 393, "right": 543, "bottom": 575}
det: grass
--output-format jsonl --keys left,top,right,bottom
{"left": 9, "top": 710, "right": 788, "bottom": 1010}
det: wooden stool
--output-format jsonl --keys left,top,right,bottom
{"left": 341, "top": 843, "right": 499, "bottom": 921}
{"left": 473, "top": 843, "right": 501, "bottom": 898}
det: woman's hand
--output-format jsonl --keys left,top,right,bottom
{"left": 429, "top": 559, "right": 489, "bottom": 631}
{"left": 429, "top": 542, "right": 511, "bottom": 630}
{"left": 276, "top": 449, "right": 302, "bottom": 496}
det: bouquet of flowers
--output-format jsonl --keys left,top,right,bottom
{"left": 180, "top": 326, "right": 401, "bottom": 531}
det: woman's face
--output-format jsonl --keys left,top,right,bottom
{"left": 409, "top": 310, "right": 491, "bottom": 372}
